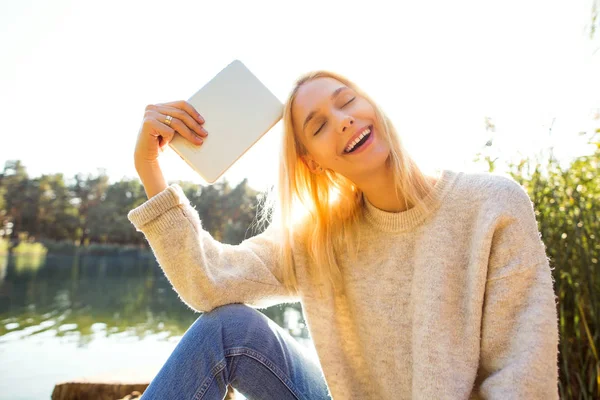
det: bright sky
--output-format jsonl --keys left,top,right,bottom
{"left": 1, "top": 0, "right": 599, "bottom": 191}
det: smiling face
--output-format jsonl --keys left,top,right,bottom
{"left": 291, "top": 77, "right": 391, "bottom": 184}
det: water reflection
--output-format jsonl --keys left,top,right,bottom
{"left": 0, "top": 253, "right": 311, "bottom": 399}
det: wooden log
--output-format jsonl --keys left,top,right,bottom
{"left": 51, "top": 363, "right": 239, "bottom": 399}
{"left": 51, "top": 382, "right": 148, "bottom": 400}
{"left": 51, "top": 381, "right": 237, "bottom": 400}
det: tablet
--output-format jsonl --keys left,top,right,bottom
{"left": 169, "top": 60, "right": 283, "bottom": 184}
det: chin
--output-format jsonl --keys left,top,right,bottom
{"left": 345, "top": 155, "right": 389, "bottom": 184}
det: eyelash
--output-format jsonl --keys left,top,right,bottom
{"left": 313, "top": 97, "right": 356, "bottom": 136}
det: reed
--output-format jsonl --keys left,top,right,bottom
{"left": 0, "top": 238, "right": 8, "bottom": 255}
{"left": 506, "top": 134, "right": 599, "bottom": 399}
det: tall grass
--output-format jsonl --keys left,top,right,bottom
{"left": 0, "top": 238, "right": 8, "bottom": 255}
{"left": 506, "top": 133, "right": 599, "bottom": 399}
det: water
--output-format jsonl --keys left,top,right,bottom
{"left": 0, "top": 253, "right": 315, "bottom": 400}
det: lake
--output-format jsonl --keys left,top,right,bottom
{"left": 0, "top": 253, "right": 316, "bottom": 400}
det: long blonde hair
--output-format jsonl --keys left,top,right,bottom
{"left": 258, "top": 70, "right": 436, "bottom": 298}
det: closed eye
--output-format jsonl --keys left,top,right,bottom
{"left": 313, "top": 97, "right": 357, "bottom": 136}
{"left": 343, "top": 97, "right": 356, "bottom": 107}
{"left": 314, "top": 122, "right": 325, "bottom": 136}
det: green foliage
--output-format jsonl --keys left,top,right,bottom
{"left": 517, "top": 157, "right": 599, "bottom": 399}
{"left": 478, "top": 126, "right": 600, "bottom": 399}
{"left": 36, "top": 239, "right": 153, "bottom": 257}
{"left": 37, "top": 239, "right": 81, "bottom": 255}
{"left": 0, "top": 160, "right": 29, "bottom": 240}
{"left": 12, "top": 241, "right": 48, "bottom": 256}
{"left": 0, "top": 162, "right": 264, "bottom": 248}
{"left": 177, "top": 178, "right": 263, "bottom": 244}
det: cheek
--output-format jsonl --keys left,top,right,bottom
{"left": 307, "top": 141, "right": 340, "bottom": 166}
{"left": 356, "top": 98, "right": 374, "bottom": 113}
{"left": 322, "top": 151, "right": 346, "bottom": 170}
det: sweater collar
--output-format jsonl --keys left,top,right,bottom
{"left": 362, "top": 169, "right": 459, "bottom": 232}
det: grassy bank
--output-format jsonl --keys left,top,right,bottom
{"left": 0, "top": 238, "right": 153, "bottom": 258}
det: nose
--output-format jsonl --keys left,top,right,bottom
{"left": 339, "top": 115, "right": 354, "bottom": 133}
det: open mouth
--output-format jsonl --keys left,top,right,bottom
{"left": 344, "top": 125, "right": 373, "bottom": 154}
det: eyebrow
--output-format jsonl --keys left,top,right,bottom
{"left": 302, "top": 86, "right": 349, "bottom": 133}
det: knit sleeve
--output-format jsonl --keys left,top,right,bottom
{"left": 127, "top": 183, "right": 299, "bottom": 313}
{"left": 474, "top": 180, "right": 559, "bottom": 399}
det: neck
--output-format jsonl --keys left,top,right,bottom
{"left": 357, "top": 166, "right": 409, "bottom": 212}
{"left": 357, "top": 166, "right": 438, "bottom": 213}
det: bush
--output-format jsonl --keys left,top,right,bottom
{"left": 505, "top": 129, "right": 599, "bottom": 399}
{"left": 38, "top": 239, "right": 153, "bottom": 257}
{"left": 39, "top": 239, "right": 79, "bottom": 255}
{"left": 11, "top": 241, "right": 48, "bottom": 256}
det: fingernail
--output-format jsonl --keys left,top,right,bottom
{"left": 202, "top": 128, "right": 208, "bottom": 136}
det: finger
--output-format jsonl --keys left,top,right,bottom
{"left": 143, "top": 119, "right": 175, "bottom": 152}
{"left": 151, "top": 104, "right": 208, "bottom": 138}
{"left": 162, "top": 105, "right": 209, "bottom": 138}
{"left": 156, "top": 100, "right": 205, "bottom": 125}
{"left": 152, "top": 111, "right": 203, "bottom": 146}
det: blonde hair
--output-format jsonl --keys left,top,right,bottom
{"left": 258, "top": 70, "right": 436, "bottom": 299}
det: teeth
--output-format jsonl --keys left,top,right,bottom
{"left": 345, "top": 128, "right": 371, "bottom": 153}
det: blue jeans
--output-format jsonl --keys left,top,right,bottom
{"left": 141, "top": 303, "right": 332, "bottom": 400}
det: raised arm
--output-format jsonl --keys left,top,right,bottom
{"left": 129, "top": 100, "right": 298, "bottom": 313}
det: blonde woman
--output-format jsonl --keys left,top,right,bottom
{"left": 128, "top": 71, "right": 559, "bottom": 399}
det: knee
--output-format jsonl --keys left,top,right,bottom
{"left": 184, "top": 304, "right": 282, "bottom": 354}
{"left": 204, "top": 303, "right": 259, "bottom": 321}
{"left": 197, "top": 303, "right": 267, "bottom": 335}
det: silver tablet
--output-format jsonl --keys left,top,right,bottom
{"left": 169, "top": 60, "right": 283, "bottom": 183}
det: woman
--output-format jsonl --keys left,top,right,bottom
{"left": 128, "top": 70, "right": 559, "bottom": 399}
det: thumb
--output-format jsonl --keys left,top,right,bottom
{"left": 159, "top": 130, "right": 175, "bottom": 150}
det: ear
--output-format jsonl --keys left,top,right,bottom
{"left": 301, "top": 155, "right": 325, "bottom": 174}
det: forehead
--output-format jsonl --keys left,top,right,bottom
{"left": 292, "top": 77, "right": 345, "bottom": 121}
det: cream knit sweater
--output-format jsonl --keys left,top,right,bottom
{"left": 127, "top": 169, "right": 559, "bottom": 399}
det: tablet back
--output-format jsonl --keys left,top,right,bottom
{"left": 169, "top": 60, "right": 283, "bottom": 183}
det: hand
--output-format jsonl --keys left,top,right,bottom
{"left": 134, "top": 100, "right": 208, "bottom": 167}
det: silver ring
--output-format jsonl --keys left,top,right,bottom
{"left": 165, "top": 115, "right": 173, "bottom": 126}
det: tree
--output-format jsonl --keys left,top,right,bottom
{"left": 0, "top": 160, "right": 30, "bottom": 240}
{"left": 0, "top": 160, "right": 266, "bottom": 248}
{"left": 36, "top": 174, "right": 79, "bottom": 241}
{"left": 70, "top": 171, "right": 109, "bottom": 245}
{"left": 222, "top": 178, "right": 261, "bottom": 244}
{"left": 87, "top": 179, "right": 146, "bottom": 244}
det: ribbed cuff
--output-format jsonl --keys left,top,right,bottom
{"left": 127, "top": 184, "right": 190, "bottom": 231}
